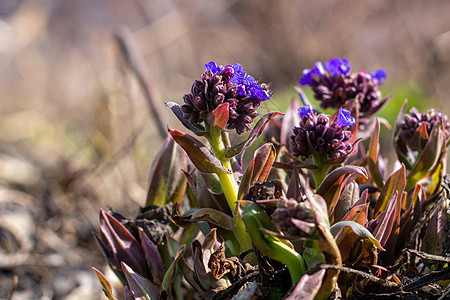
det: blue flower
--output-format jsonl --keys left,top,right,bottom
{"left": 205, "top": 61, "right": 224, "bottom": 74}
{"left": 297, "top": 105, "right": 313, "bottom": 119}
{"left": 324, "top": 57, "right": 351, "bottom": 76}
{"left": 369, "top": 69, "right": 387, "bottom": 84}
{"left": 299, "top": 62, "right": 325, "bottom": 85}
{"left": 335, "top": 108, "right": 355, "bottom": 128}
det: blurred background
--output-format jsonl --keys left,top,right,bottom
{"left": 0, "top": 0, "right": 449, "bottom": 298}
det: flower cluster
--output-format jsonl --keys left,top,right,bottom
{"left": 398, "top": 107, "right": 450, "bottom": 150}
{"left": 289, "top": 105, "right": 355, "bottom": 160}
{"left": 271, "top": 198, "right": 316, "bottom": 237}
{"left": 181, "top": 61, "right": 272, "bottom": 134}
{"left": 299, "top": 57, "right": 386, "bottom": 115}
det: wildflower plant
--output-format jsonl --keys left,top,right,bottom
{"left": 94, "top": 59, "right": 450, "bottom": 299}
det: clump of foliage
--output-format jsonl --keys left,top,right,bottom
{"left": 93, "top": 58, "right": 450, "bottom": 299}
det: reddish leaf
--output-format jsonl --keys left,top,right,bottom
{"left": 383, "top": 191, "right": 405, "bottom": 264}
{"left": 98, "top": 209, "right": 148, "bottom": 277}
{"left": 286, "top": 164, "right": 306, "bottom": 201}
{"left": 373, "top": 191, "right": 399, "bottom": 247}
{"left": 316, "top": 165, "right": 368, "bottom": 212}
{"left": 286, "top": 269, "right": 326, "bottom": 300}
{"left": 225, "top": 111, "right": 283, "bottom": 158}
{"left": 333, "top": 181, "right": 360, "bottom": 223}
{"left": 332, "top": 221, "right": 384, "bottom": 251}
{"left": 139, "top": 231, "right": 165, "bottom": 285}
{"left": 423, "top": 198, "right": 448, "bottom": 255}
{"left": 146, "top": 134, "right": 187, "bottom": 206}
{"left": 407, "top": 123, "right": 446, "bottom": 194}
{"left": 374, "top": 164, "right": 406, "bottom": 217}
{"left": 208, "top": 102, "right": 229, "bottom": 130}
{"left": 238, "top": 143, "right": 276, "bottom": 199}
{"left": 280, "top": 98, "right": 301, "bottom": 146}
{"left": 121, "top": 262, "right": 160, "bottom": 300}
{"left": 341, "top": 203, "right": 370, "bottom": 226}
{"left": 368, "top": 118, "right": 384, "bottom": 189}
{"left": 169, "top": 128, "right": 229, "bottom": 174}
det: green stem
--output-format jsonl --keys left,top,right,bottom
{"left": 311, "top": 154, "right": 329, "bottom": 189}
{"left": 206, "top": 125, "right": 253, "bottom": 255}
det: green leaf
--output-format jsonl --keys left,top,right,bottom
{"left": 225, "top": 111, "right": 283, "bottom": 158}
{"left": 92, "top": 267, "right": 116, "bottom": 300}
{"left": 146, "top": 134, "right": 187, "bottom": 206}
{"left": 238, "top": 200, "right": 305, "bottom": 285}
{"left": 161, "top": 244, "right": 186, "bottom": 298}
{"left": 168, "top": 128, "right": 229, "bottom": 174}
{"left": 238, "top": 143, "right": 276, "bottom": 199}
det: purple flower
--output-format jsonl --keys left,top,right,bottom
{"left": 299, "top": 62, "right": 325, "bottom": 85}
{"left": 369, "top": 69, "right": 387, "bottom": 84}
{"left": 297, "top": 105, "right": 313, "bottom": 119}
{"left": 397, "top": 107, "right": 450, "bottom": 151}
{"left": 335, "top": 108, "right": 355, "bottom": 128}
{"left": 182, "top": 62, "right": 272, "bottom": 134}
{"left": 205, "top": 61, "right": 225, "bottom": 74}
{"left": 324, "top": 57, "right": 351, "bottom": 76}
{"left": 298, "top": 58, "right": 389, "bottom": 117}
{"left": 289, "top": 109, "right": 355, "bottom": 160}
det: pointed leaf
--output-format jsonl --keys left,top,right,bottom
{"left": 286, "top": 269, "right": 326, "bottom": 300}
{"left": 121, "top": 262, "right": 159, "bottom": 300}
{"left": 92, "top": 267, "right": 117, "bottom": 300}
{"left": 225, "top": 111, "right": 283, "bottom": 158}
{"left": 99, "top": 209, "right": 148, "bottom": 277}
{"left": 331, "top": 221, "right": 384, "bottom": 251}
{"left": 341, "top": 203, "right": 369, "bottom": 226}
{"left": 161, "top": 244, "right": 186, "bottom": 296}
{"left": 333, "top": 181, "right": 360, "bottom": 223}
{"left": 172, "top": 206, "right": 234, "bottom": 230}
{"left": 146, "top": 134, "right": 187, "bottom": 206}
{"left": 280, "top": 98, "right": 301, "bottom": 146}
{"left": 406, "top": 123, "right": 446, "bottom": 193}
{"left": 316, "top": 165, "right": 368, "bottom": 212}
{"left": 208, "top": 102, "right": 229, "bottom": 130}
{"left": 286, "top": 164, "right": 305, "bottom": 201}
{"left": 383, "top": 191, "right": 404, "bottom": 264}
{"left": 139, "top": 231, "right": 165, "bottom": 285}
{"left": 368, "top": 118, "right": 384, "bottom": 189}
{"left": 238, "top": 143, "right": 276, "bottom": 199}
{"left": 168, "top": 128, "right": 229, "bottom": 174}
{"left": 374, "top": 164, "right": 406, "bottom": 217}
{"left": 166, "top": 102, "right": 206, "bottom": 135}
{"left": 373, "top": 192, "right": 399, "bottom": 247}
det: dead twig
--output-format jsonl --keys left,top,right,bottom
{"left": 308, "top": 264, "right": 399, "bottom": 288}
{"left": 405, "top": 248, "right": 450, "bottom": 264}
{"left": 115, "top": 26, "right": 167, "bottom": 140}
